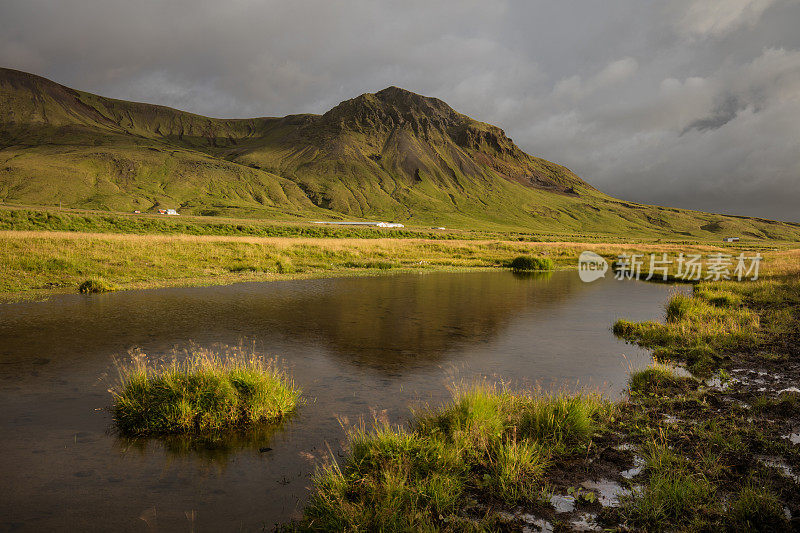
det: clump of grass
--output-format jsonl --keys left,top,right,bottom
{"left": 301, "top": 383, "right": 612, "bottom": 529}
{"left": 78, "top": 278, "right": 116, "bottom": 293}
{"left": 725, "top": 483, "right": 789, "bottom": 530}
{"left": 629, "top": 363, "right": 694, "bottom": 396}
{"left": 227, "top": 264, "right": 261, "bottom": 273}
{"left": 751, "top": 391, "right": 799, "bottom": 416}
{"left": 621, "top": 438, "right": 719, "bottom": 530}
{"left": 623, "top": 469, "right": 717, "bottom": 530}
{"left": 111, "top": 347, "right": 300, "bottom": 436}
{"left": 305, "top": 423, "right": 465, "bottom": 531}
{"left": 488, "top": 436, "right": 548, "bottom": 502}
{"left": 665, "top": 293, "right": 692, "bottom": 322}
{"left": 509, "top": 255, "right": 553, "bottom": 272}
{"left": 694, "top": 286, "right": 742, "bottom": 307}
{"left": 694, "top": 419, "right": 744, "bottom": 455}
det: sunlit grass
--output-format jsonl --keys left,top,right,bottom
{"left": 508, "top": 255, "right": 553, "bottom": 272}
{"left": 110, "top": 346, "right": 300, "bottom": 436}
{"left": 614, "top": 284, "right": 763, "bottom": 375}
{"left": 628, "top": 363, "right": 694, "bottom": 396}
{"left": 0, "top": 227, "right": 760, "bottom": 295}
{"left": 301, "top": 383, "right": 613, "bottom": 529}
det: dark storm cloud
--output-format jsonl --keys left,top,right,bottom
{"left": 683, "top": 94, "right": 744, "bottom": 133}
{"left": 1, "top": 0, "right": 799, "bottom": 221}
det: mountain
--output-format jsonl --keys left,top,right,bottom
{"left": 1, "top": 67, "right": 798, "bottom": 239}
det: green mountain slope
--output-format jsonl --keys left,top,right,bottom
{"left": 1, "top": 67, "right": 798, "bottom": 239}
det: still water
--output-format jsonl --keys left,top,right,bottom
{"left": 0, "top": 271, "right": 680, "bottom": 531}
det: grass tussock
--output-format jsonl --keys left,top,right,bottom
{"left": 509, "top": 255, "right": 554, "bottom": 272}
{"left": 78, "top": 278, "right": 116, "bottom": 293}
{"left": 620, "top": 438, "right": 719, "bottom": 530}
{"left": 629, "top": 363, "right": 694, "bottom": 396}
{"left": 301, "top": 383, "right": 613, "bottom": 530}
{"left": 726, "top": 483, "right": 790, "bottom": 531}
{"left": 111, "top": 347, "right": 300, "bottom": 436}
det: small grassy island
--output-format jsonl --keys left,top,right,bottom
{"left": 509, "top": 255, "right": 554, "bottom": 272}
{"left": 111, "top": 348, "right": 300, "bottom": 436}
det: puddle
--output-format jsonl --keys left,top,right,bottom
{"left": 757, "top": 455, "right": 800, "bottom": 483}
{"left": 615, "top": 443, "right": 645, "bottom": 479}
{"left": 707, "top": 374, "right": 736, "bottom": 391}
{"left": 549, "top": 494, "right": 576, "bottom": 513}
{"left": 621, "top": 453, "right": 646, "bottom": 479}
{"left": 521, "top": 515, "right": 553, "bottom": 533}
{"left": 579, "top": 480, "right": 629, "bottom": 507}
{"left": 571, "top": 512, "right": 601, "bottom": 531}
{"left": 781, "top": 433, "right": 800, "bottom": 445}
{"left": 580, "top": 479, "right": 630, "bottom": 507}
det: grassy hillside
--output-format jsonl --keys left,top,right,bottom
{"left": 1, "top": 67, "right": 799, "bottom": 240}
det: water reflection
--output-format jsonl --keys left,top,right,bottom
{"left": 0, "top": 271, "right": 681, "bottom": 531}
{"left": 250, "top": 270, "right": 586, "bottom": 371}
{"left": 2, "top": 270, "right": 593, "bottom": 376}
{"left": 115, "top": 419, "right": 292, "bottom": 466}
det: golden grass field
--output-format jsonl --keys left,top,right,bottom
{"left": 2, "top": 228, "right": 797, "bottom": 298}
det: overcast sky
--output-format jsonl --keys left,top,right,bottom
{"left": 2, "top": 0, "right": 799, "bottom": 221}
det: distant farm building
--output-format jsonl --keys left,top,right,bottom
{"left": 158, "top": 209, "right": 180, "bottom": 215}
{"left": 723, "top": 237, "right": 740, "bottom": 242}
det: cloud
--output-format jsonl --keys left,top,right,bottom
{"left": 677, "top": 0, "right": 778, "bottom": 38}
{"left": 553, "top": 57, "right": 639, "bottom": 100}
{"left": 683, "top": 94, "right": 743, "bottom": 133}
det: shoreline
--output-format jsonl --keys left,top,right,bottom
{"left": 0, "top": 265, "right": 501, "bottom": 304}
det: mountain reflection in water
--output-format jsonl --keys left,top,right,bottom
{"left": 0, "top": 271, "right": 682, "bottom": 530}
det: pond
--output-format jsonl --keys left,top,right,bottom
{"left": 0, "top": 270, "right": 682, "bottom": 530}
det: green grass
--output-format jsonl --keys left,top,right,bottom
{"left": 299, "top": 384, "right": 613, "bottom": 530}
{"left": 629, "top": 363, "right": 694, "bottom": 396}
{"left": 620, "top": 438, "right": 719, "bottom": 530}
{"left": 78, "top": 278, "right": 116, "bottom": 293}
{"left": 0, "top": 207, "right": 467, "bottom": 240}
{"left": 607, "top": 267, "right": 799, "bottom": 531}
{"left": 726, "top": 483, "right": 790, "bottom": 531}
{"left": 1, "top": 228, "right": 743, "bottom": 296}
{"left": 111, "top": 347, "right": 300, "bottom": 436}
{"left": 614, "top": 287, "right": 761, "bottom": 375}
{"left": 508, "top": 255, "right": 554, "bottom": 272}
